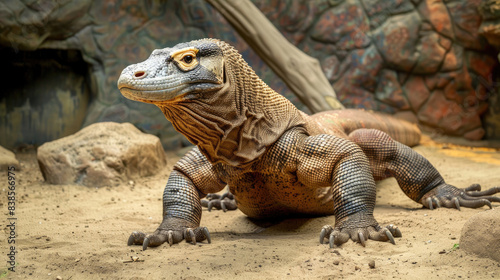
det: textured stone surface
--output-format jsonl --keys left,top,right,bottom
{"left": 479, "top": 1, "right": 500, "bottom": 140}
{"left": 448, "top": 0, "right": 487, "bottom": 50}
{"left": 372, "top": 12, "right": 421, "bottom": 72}
{"left": 257, "top": 0, "right": 499, "bottom": 140}
{"left": 0, "top": 145, "right": 20, "bottom": 170}
{"left": 418, "top": 0, "right": 454, "bottom": 40}
{"left": 361, "top": 0, "right": 414, "bottom": 29}
{"left": 37, "top": 122, "right": 166, "bottom": 187}
{"left": 404, "top": 75, "right": 430, "bottom": 112}
{"left": 311, "top": 0, "right": 371, "bottom": 50}
{"left": 460, "top": 208, "right": 500, "bottom": 262}
{"left": 375, "top": 69, "right": 409, "bottom": 110}
{"left": 479, "top": 1, "right": 500, "bottom": 47}
{"left": 334, "top": 45, "right": 385, "bottom": 110}
{"left": 0, "top": 0, "right": 499, "bottom": 146}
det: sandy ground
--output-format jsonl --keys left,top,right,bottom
{"left": 1, "top": 138, "right": 500, "bottom": 280}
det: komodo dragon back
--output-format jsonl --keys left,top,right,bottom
{"left": 210, "top": 39, "right": 422, "bottom": 149}
{"left": 309, "top": 109, "right": 421, "bottom": 147}
{"left": 212, "top": 39, "right": 422, "bottom": 148}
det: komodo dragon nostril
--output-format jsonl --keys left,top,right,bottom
{"left": 134, "top": 71, "right": 146, "bottom": 78}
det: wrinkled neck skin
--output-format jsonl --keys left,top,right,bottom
{"left": 158, "top": 41, "right": 305, "bottom": 168}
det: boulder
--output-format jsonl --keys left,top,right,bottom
{"left": 37, "top": 122, "right": 166, "bottom": 187}
{"left": 0, "top": 145, "right": 20, "bottom": 170}
{"left": 460, "top": 208, "right": 500, "bottom": 262}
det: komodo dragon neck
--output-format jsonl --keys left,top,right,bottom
{"left": 160, "top": 40, "right": 305, "bottom": 166}
{"left": 119, "top": 39, "right": 305, "bottom": 167}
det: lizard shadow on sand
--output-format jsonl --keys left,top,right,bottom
{"left": 218, "top": 204, "right": 424, "bottom": 242}
{"left": 221, "top": 214, "right": 331, "bottom": 238}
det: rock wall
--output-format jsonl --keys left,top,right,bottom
{"left": 253, "top": 0, "right": 499, "bottom": 140}
{"left": 479, "top": 0, "right": 500, "bottom": 140}
{"left": 0, "top": 0, "right": 498, "bottom": 149}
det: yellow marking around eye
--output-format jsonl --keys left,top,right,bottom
{"left": 171, "top": 47, "right": 199, "bottom": 71}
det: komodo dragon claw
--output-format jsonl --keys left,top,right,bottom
{"left": 422, "top": 184, "right": 500, "bottom": 210}
{"left": 319, "top": 214, "right": 402, "bottom": 248}
{"left": 127, "top": 226, "right": 211, "bottom": 250}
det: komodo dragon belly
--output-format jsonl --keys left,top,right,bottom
{"left": 215, "top": 167, "right": 335, "bottom": 219}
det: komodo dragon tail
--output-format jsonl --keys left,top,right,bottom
{"left": 311, "top": 109, "right": 421, "bottom": 147}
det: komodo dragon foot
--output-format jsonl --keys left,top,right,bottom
{"left": 421, "top": 184, "right": 500, "bottom": 210}
{"left": 319, "top": 212, "right": 402, "bottom": 248}
{"left": 127, "top": 218, "right": 211, "bottom": 250}
{"left": 201, "top": 191, "right": 238, "bottom": 212}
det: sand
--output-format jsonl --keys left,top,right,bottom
{"left": 1, "top": 139, "right": 500, "bottom": 280}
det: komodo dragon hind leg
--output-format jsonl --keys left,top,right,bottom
{"left": 201, "top": 189, "right": 238, "bottom": 212}
{"left": 348, "top": 129, "right": 500, "bottom": 210}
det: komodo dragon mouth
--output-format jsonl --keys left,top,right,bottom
{"left": 117, "top": 40, "right": 225, "bottom": 104}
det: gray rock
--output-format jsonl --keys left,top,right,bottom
{"left": 460, "top": 208, "right": 500, "bottom": 262}
{"left": 37, "top": 122, "right": 166, "bottom": 187}
{"left": 0, "top": 145, "right": 20, "bottom": 170}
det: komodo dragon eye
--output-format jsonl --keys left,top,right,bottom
{"left": 171, "top": 47, "right": 199, "bottom": 71}
{"left": 182, "top": 55, "right": 193, "bottom": 64}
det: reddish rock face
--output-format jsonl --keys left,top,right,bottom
{"left": 372, "top": 12, "right": 421, "bottom": 72}
{"left": 404, "top": 75, "right": 430, "bottom": 112}
{"left": 311, "top": 1, "right": 371, "bottom": 50}
{"left": 375, "top": 69, "right": 409, "bottom": 110}
{"left": 259, "top": 0, "right": 499, "bottom": 140}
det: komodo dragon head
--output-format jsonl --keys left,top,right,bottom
{"left": 118, "top": 39, "right": 304, "bottom": 166}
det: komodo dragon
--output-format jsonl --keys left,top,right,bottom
{"left": 117, "top": 38, "right": 500, "bottom": 250}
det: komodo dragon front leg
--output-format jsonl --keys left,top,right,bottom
{"left": 293, "top": 133, "right": 402, "bottom": 247}
{"left": 128, "top": 147, "right": 226, "bottom": 250}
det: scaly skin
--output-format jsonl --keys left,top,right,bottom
{"left": 118, "top": 39, "right": 500, "bottom": 250}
